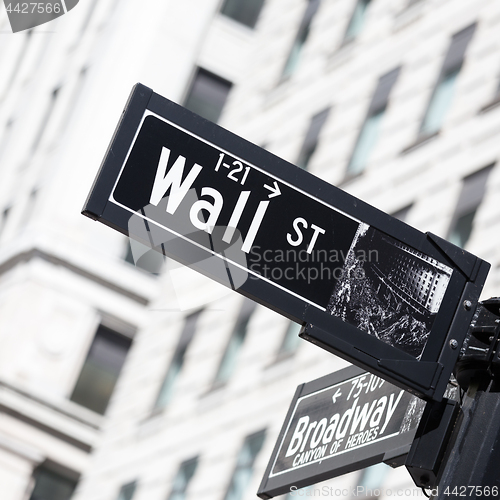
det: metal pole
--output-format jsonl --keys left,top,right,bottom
{"left": 406, "top": 298, "right": 500, "bottom": 498}
{"left": 434, "top": 382, "right": 500, "bottom": 498}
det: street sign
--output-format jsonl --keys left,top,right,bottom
{"left": 257, "top": 365, "right": 426, "bottom": 499}
{"left": 83, "top": 83, "right": 490, "bottom": 401}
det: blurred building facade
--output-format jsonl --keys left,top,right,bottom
{"left": 0, "top": 0, "right": 499, "bottom": 499}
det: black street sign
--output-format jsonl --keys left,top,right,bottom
{"left": 83, "top": 83, "right": 490, "bottom": 401}
{"left": 257, "top": 365, "right": 426, "bottom": 499}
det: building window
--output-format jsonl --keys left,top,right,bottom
{"left": 70, "top": 324, "right": 133, "bottom": 414}
{"left": 29, "top": 465, "right": 77, "bottom": 500}
{"left": 168, "top": 457, "right": 199, "bottom": 500}
{"left": 214, "top": 300, "right": 256, "bottom": 385}
{"left": 419, "top": 23, "right": 476, "bottom": 137}
{"left": 296, "top": 107, "right": 331, "bottom": 170}
{"left": 224, "top": 430, "right": 266, "bottom": 500}
{"left": 448, "top": 165, "right": 493, "bottom": 248}
{"left": 420, "top": 68, "right": 460, "bottom": 136}
{"left": 278, "top": 321, "right": 302, "bottom": 356}
{"left": 219, "top": 0, "right": 265, "bottom": 29}
{"left": 356, "top": 463, "right": 390, "bottom": 498}
{"left": 347, "top": 109, "right": 384, "bottom": 175}
{"left": 344, "top": 0, "right": 372, "bottom": 42}
{"left": 116, "top": 481, "right": 137, "bottom": 500}
{"left": 281, "top": 0, "right": 320, "bottom": 79}
{"left": 347, "top": 67, "right": 400, "bottom": 175}
{"left": 184, "top": 68, "right": 232, "bottom": 123}
{"left": 155, "top": 310, "right": 202, "bottom": 409}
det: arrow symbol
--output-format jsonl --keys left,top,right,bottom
{"left": 332, "top": 389, "right": 342, "bottom": 404}
{"left": 263, "top": 181, "right": 281, "bottom": 198}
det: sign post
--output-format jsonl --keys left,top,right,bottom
{"left": 83, "top": 83, "right": 489, "bottom": 402}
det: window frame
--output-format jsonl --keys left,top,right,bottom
{"left": 223, "top": 430, "right": 266, "bottom": 500}
{"left": 346, "top": 67, "right": 401, "bottom": 176}
{"left": 418, "top": 23, "right": 476, "bottom": 139}
{"left": 277, "top": 321, "right": 302, "bottom": 358}
{"left": 281, "top": 0, "right": 320, "bottom": 80}
{"left": 213, "top": 300, "right": 256, "bottom": 386}
{"left": 296, "top": 107, "right": 331, "bottom": 170}
{"left": 343, "top": 0, "right": 372, "bottom": 43}
{"left": 167, "top": 456, "right": 199, "bottom": 500}
{"left": 154, "top": 310, "right": 203, "bottom": 410}
{"left": 447, "top": 164, "right": 494, "bottom": 248}
{"left": 116, "top": 480, "right": 138, "bottom": 500}
{"left": 28, "top": 462, "right": 79, "bottom": 500}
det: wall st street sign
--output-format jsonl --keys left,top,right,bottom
{"left": 83, "top": 84, "right": 490, "bottom": 401}
{"left": 257, "top": 366, "right": 426, "bottom": 498}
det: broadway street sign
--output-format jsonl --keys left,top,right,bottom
{"left": 83, "top": 84, "right": 490, "bottom": 401}
{"left": 257, "top": 365, "right": 427, "bottom": 498}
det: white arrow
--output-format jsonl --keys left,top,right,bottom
{"left": 263, "top": 181, "right": 281, "bottom": 198}
{"left": 332, "top": 389, "right": 342, "bottom": 404}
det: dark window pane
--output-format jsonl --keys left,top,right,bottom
{"left": 296, "top": 107, "right": 330, "bottom": 170}
{"left": 453, "top": 164, "right": 493, "bottom": 216}
{"left": 441, "top": 23, "right": 476, "bottom": 75}
{"left": 347, "top": 109, "right": 385, "bottom": 174}
{"left": 224, "top": 430, "right": 266, "bottom": 500}
{"left": 70, "top": 325, "right": 132, "bottom": 414}
{"left": 155, "top": 310, "right": 202, "bottom": 409}
{"left": 282, "top": 0, "right": 320, "bottom": 78}
{"left": 214, "top": 301, "right": 256, "bottom": 384}
{"left": 344, "top": 0, "right": 371, "bottom": 41}
{"left": 168, "top": 457, "right": 198, "bottom": 500}
{"left": 420, "top": 67, "right": 460, "bottom": 135}
{"left": 184, "top": 68, "right": 232, "bottom": 123}
{"left": 368, "top": 67, "right": 400, "bottom": 115}
{"left": 30, "top": 467, "right": 77, "bottom": 500}
{"left": 448, "top": 165, "right": 494, "bottom": 248}
{"left": 116, "top": 481, "right": 137, "bottom": 500}
{"left": 448, "top": 211, "right": 476, "bottom": 248}
{"left": 347, "top": 68, "right": 400, "bottom": 175}
{"left": 220, "top": 0, "right": 265, "bottom": 28}
{"left": 420, "top": 24, "right": 476, "bottom": 136}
